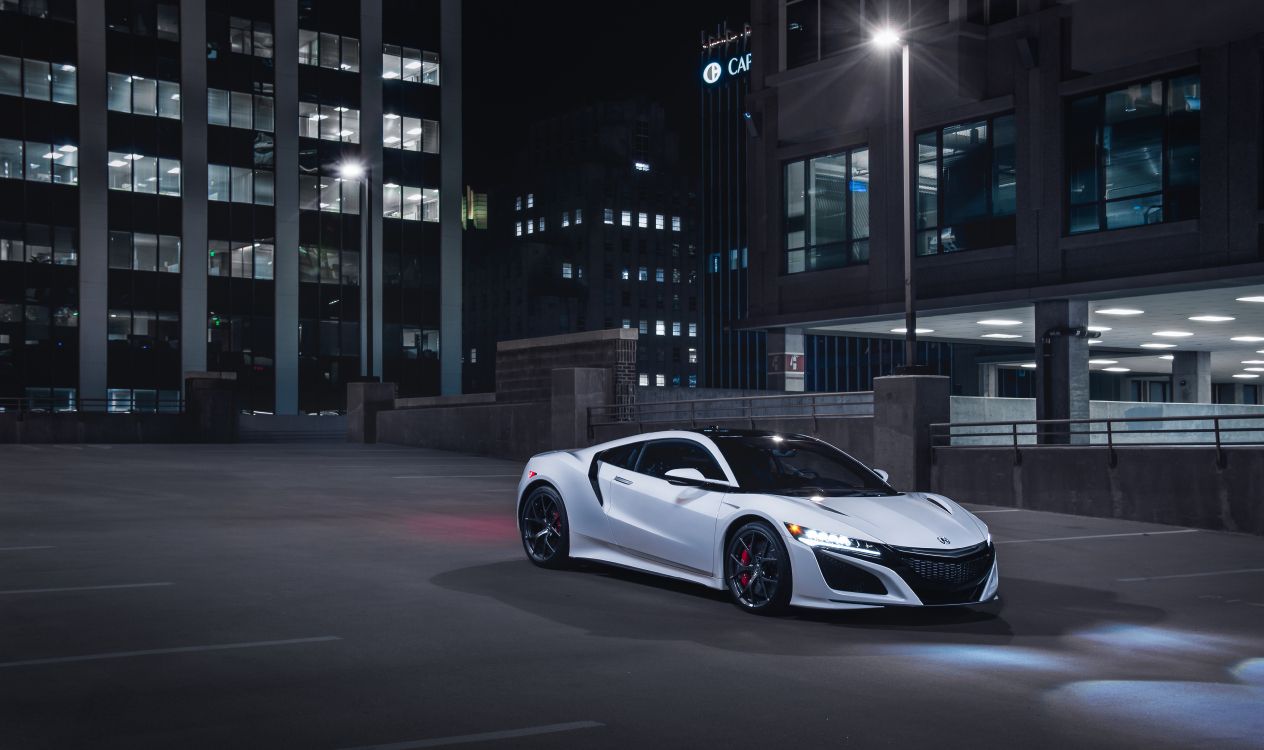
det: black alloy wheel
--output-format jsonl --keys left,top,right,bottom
{"left": 726, "top": 521, "right": 792, "bottom": 614}
{"left": 520, "top": 486, "right": 570, "bottom": 568}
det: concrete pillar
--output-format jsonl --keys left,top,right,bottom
{"left": 76, "top": 0, "right": 107, "bottom": 408}
{"left": 1171, "top": 351, "right": 1211, "bottom": 403}
{"left": 1034, "top": 299, "right": 1090, "bottom": 444}
{"left": 978, "top": 362, "right": 999, "bottom": 397}
{"left": 766, "top": 327, "right": 805, "bottom": 392}
{"left": 872, "top": 375, "right": 949, "bottom": 492}
{"left": 180, "top": 0, "right": 208, "bottom": 382}
{"left": 273, "top": 0, "right": 299, "bottom": 414}
{"left": 347, "top": 381, "right": 397, "bottom": 443}
{"left": 185, "top": 372, "right": 238, "bottom": 442}
{"left": 439, "top": 0, "right": 463, "bottom": 394}
{"left": 550, "top": 367, "right": 611, "bottom": 449}
{"left": 360, "top": 0, "right": 384, "bottom": 379}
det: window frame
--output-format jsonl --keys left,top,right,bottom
{"left": 782, "top": 144, "right": 871, "bottom": 274}
{"left": 915, "top": 112, "right": 1016, "bottom": 256}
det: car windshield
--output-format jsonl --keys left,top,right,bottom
{"left": 712, "top": 436, "right": 897, "bottom": 497}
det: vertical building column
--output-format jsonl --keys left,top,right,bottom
{"left": 1171, "top": 351, "right": 1211, "bottom": 404}
{"left": 439, "top": 0, "right": 463, "bottom": 394}
{"left": 273, "top": 0, "right": 299, "bottom": 414}
{"left": 180, "top": 0, "right": 208, "bottom": 381}
{"left": 76, "top": 0, "right": 108, "bottom": 407}
{"left": 360, "top": 0, "right": 383, "bottom": 378}
{"left": 766, "top": 327, "right": 804, "bottom": 392}
{"left": 1034, "top": 299, "right": 1090, "bottom": 444}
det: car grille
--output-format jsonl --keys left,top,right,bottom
{"left": 903, "top": 554, "right": 992, "bottom": 586}
{"left": 888, "top": 542, "right": 995, "bottom": 605}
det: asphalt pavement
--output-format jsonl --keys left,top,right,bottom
{"left": 1, "top": 443, "right": 1262, "bottom": 749}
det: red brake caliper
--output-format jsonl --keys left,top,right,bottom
{"left": 738, "top": 548, "right": 751, "bottom": 588}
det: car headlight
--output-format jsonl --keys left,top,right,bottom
{"left": 785, "top": 523, "right": 883, "bottom": 558}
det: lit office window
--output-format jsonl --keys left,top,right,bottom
{"left": 537, "top": 217, "right": 545, "bottom": 232}
{"left": 655, "top": 214, "right": 664, "bottom": 230}
{"left": 638, "top": 320, "right": 648, "bottom": 335}
{"left": 527, "top": 193, "right": 534, "bottom": 208}
{"left": 671, "top": 216, "right": 682, "bottom": 231}
{"left": 107, "top": 74, "right": 180, "bottom": 119}
{"left": 638, "top": 212, "right": 648, "bottom": 228}
{"left": 784, "top": 145, "right": 870, "bottom": 273}
{"left": 1067, "top": 74, "right": 1200, "bottom": 234}
{"left": 105, "top": 2, "right": 180, "bottom": 39}
{"left": 0, "top": 56, "right": 76, "bottom": 105}
{"left": 208, "top": 88, "right": 273, "bottom": 131}
{"left": 208, "top": 163, "right": 270, "bottom": 205}
{"left": 298, "top": 102, "right": 359, "bottom": 143}
{"left": 469, "top": 348, "right": 477, "bottom": 364}
{"left": 655, "top": 320, "right": 665, "bottom": 336}
{"left": 575, "top": 208, "right": 583, "bottom": 224}
{"left": 621, "top": 210, "right": 632, "bottom": 227}
{"left": 620, "top": 268, "right": 630, "bottom": 280}
{"left": 639, "top": 373, "right": 649, "bottom": 386}
{"left": 514, "top": 221, "right": 522, "bottom": 237}
{"left": 526, "top": 220, "right": 534, "bottom": 234}
{"left": 688, "top": 347, "right": 697, "bottom": 364}
{"left": 108, "top": 231, "right": 181, "bottom": 273}
{"left": 561, "top": 211, "right": 570, "bottom": 227}
{"left": 208, "top": 240, "right": 274, "bottom": 279}
{"left": 515, "top": 196, "right": 522, "bottom": 211}
{"left": 108, "top": 152, "right": 180, "bottom": 195}
{"left": 655, "top": 267, "right": 664, "bottom": 283}
{"left": 381, "top": 185, "right": 438, "bottom": 222}
{"left": 656, "top": 374, "right": 665, "bottom": 387}
{"left": 0, "top": 141, "right": 78, "bottom": 185}
{"left": 622, "top": 319, "right": 631, "bottom": 329}
{"left": 299, "top": 30, "right": 359, "bottom": 71}
{"left": 561, "top": 262, "right": 572, "bottom": 279}
{"left": 382, "top": 45, "right": 438, "bottom": 84}
{"left": 638, "top": 266, "right": 648, "bottom": 281}
{"left": 915, "top": 115, "right": 1013, "bottom": 255}
{"left": 228, "top": 16, "right": 274, "bottom": 58}
{"left": 672, "top": 268, "right": 681, "bottom": 283}
{"left": 688, "top": 323, "right": 697, "bottom": 337}
{"left": 422, "top": 189, "right": 439, "bottom": 222}
{"left": 672, "top": 322, "right": 681, "bottom": 336}
{"left": 603, "top": 208, "right": 614, "bottom": 224}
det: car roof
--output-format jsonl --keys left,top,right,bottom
{"left": 687, "top": 427, "right": 815, "bottom": 440}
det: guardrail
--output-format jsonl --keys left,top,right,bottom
{"left": 0, "top": 397, "right": 186, "bottom": 416}
{"left": 930, "top": 412, "right": 1264, "bottom": 467}
{"left": 588, "top": 390, "right": 874, "bottom": 438}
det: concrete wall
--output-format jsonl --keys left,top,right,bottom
{"left": 931, "top": 446, "right": 1264, "bottom": 534}
{"left": 377, "top": 400, "right": 551, "bottom": 460}
{"left": 495, "top": 329, "right": 636, "bottom": 404}
{"left": 0, "top": 414, "right": 188, "bottom": 443}
{"left": 948, "top": 397, "right": 1264, "bottom": 445}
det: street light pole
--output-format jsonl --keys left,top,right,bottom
{"left": 341, "top": 161, "right": 374, "bottom": 380}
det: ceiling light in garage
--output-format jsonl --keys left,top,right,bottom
{"left": 1246, "top": 368, "right": 1264, "bottom": 372}
{"left": 1243, "top": 360, "right": 1264, "bottom": 365}
{"left": 1231, "top": 336, "right": 1264, "bottom": 342}
{"left": 1087, "top": 326, "right": 1112, "bottom": 332}
{"left": 1158, "top": 355, "right": 1175, "bottom": 360}
{"left": 981, "top": 333, "right": 1022, "bottom": 339}
{"left": 1153, "top": 331, "right": 1193, "bottom": 337}
{"left": 977, "top": 319, "right": 1023, "bottom": 326}
{"left": 1019, "top": 363, "right": 1037, "bottom": 369}
{"left": 1088, "top": 340, "right": 1103, "bottom": 345}
{"left": 1140, "top": 343, "right": 1177, "bottom": 349}
{"left": 1233, "top": 373, "right": 1260, "bottom": 379}
{"left": 1103, "top": 367, "right": 1131, "bottom": 373}
{"left": 891, "top": 327, "right": 934, "bottom": 334}
{"left": 1095, "top": 308, "right": 1144, "bottom": 315}
{"left": 1189, "top": 315, "right": 1234, "bottom": 322}
{"left": 1236, "top": 296, "right": 1264, "bottom": 303}
{"left": 1089, "top": 359, "right": 1118, "bottom": 365}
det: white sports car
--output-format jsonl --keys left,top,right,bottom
{"left": 516, "top": 428, "right": 998, "bottom": 614}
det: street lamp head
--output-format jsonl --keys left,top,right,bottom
{"left": 871, "top": 27, "right": 901, "bottom": 49}
{"left": 339, "top": 161, "right": 365, "bottom": 179}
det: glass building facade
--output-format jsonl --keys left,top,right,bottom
{"left": 0, "top": 0, "right": 461, "bottom": 414}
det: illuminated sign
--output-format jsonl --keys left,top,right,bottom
{"left": 702, "top": 52, "right": 752, "bottom": 85}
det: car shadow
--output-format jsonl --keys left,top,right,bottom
{"left": 430, "top": 559, "right": 1168, "bottom": 656}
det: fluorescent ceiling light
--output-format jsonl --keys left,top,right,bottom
{"left": 334, "top": 106, "right": 348, "bottom": 112}
{"left": 1233, "top": 373, "right": 1260, "bottom": 379}
{"left": 61, "top": 64, "right": 75, "bottom": 71}
{"left": 166, "top": 167, "right": 180, "bottom": 174}
{"left": 1152, "top": 331, "right": 1193, "bottom": 337}
{"left": 1158, "top": 355, "right": 1175, "bottom": 360}
{"left": 1231, "top": 336, "right": 1264, "bottom": 342}
{"left": 977, "top": 319, "right": 1023, "bottom": 326}
{"left": 1140, "top": 343, "right": 1177, "bottom": 349}
{"left": 42, "top": 152, "right": 62, "bottom": 159}
{"left": 107, "top": 160, "right": 127, "bottom": 167}
{"left": 1245, "top": 368, "right": 1264, "bottom": 372}
{"left": 384, "top": 136, "right": 401, "bottom": 143}
{"left": 1189, "top": 315, "right": 1234, "bottom": 322}
{"left": 1019, "top": 363, "right": 1037, "bottom": 369}
{"left": 1095, "top": 308, "right": 1144, "bottom": 315}
{"left": 1088, "top": 340, "right": 1103, "bottom": 345}
{"left": 1087, "top": 326, "right": 1112, "bottom": 332}
{"left": 384, "top": 113, "right": 400, "bottom": 119}
{"left": 891, "top": 328, "right": 933, "bottom": 334}
{"left": 406, "top": 127, "right": 422, "bottom": 135}
{"left": 57, "top": 144, "right": 77, "bottom": 152}
{"left": 1103, "top": 367, "right": 1131, "bottom": 373}
{"left": 1242, "top": 360, "right": 1264, "bottom": 365}
{"left": 382, "top": 71, "right": 400, "bottom": 79}
{"left": 981, "top": 333, "right": 1022, "bottom": 339}
{"left": 1088, "top": 359, "right": 1118, "bottom": 365}
{"left": 406, "top": 61, "right": 423, "bottom": 69}
{"left": 1235, "top": 296, "right": 1264, "bottom": 303}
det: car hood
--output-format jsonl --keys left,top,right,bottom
{"left": 783, "top": 491, "right": 987, "bottom": 550}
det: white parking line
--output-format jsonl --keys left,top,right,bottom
{"left": 1118, "top": 568, "right": 1264, "bottom": 582}
{"left": 0, "top": 545, "right": 55, "bottom": 552}
{"left": 391, "top": 475, "right": 522, "bottom": 479}
{"left": 340, "top": 721, "right": 605, "bottom": 750}
{"left": 996, "top": 529, "right": 1198, "bottom": 545}
{"left": 0, "top": 582, "right": 173, "bottom": 596}
{"left": 0, "top": 636, "right": 341, "bottom": 669}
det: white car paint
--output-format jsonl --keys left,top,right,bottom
{"left": 517, "top": 430, "right": 998, "bottom": 610}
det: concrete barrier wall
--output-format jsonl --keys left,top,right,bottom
{"left": 376, "top": 401, "right": 551, "bottom": 460}
{"left": 931, "top": 446, "right": 1264, "bottom": 534}
{"left": 0, "top": 414, "right": 188, "bottom": 443}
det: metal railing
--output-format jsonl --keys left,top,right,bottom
{"left": 930, "top": 413, "right": 1264, "bottom": 467}
{"left": 588, "top": 390, "right": 874, "bottom": 438}
{"left": 0, "top": 396, "right": 186, "bottom": 416}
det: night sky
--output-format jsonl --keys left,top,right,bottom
{"left": 463, "top": 0, "right": 751, "bottom": 186}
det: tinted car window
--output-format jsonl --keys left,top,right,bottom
{"left": 634, "top": 439, "right": 727, "bottom": 481}
{"left": 599, "top": 442, "right": 643, "bottom": 470}
{"left": 712, "top": 436, "right": 895, "bottom": 496}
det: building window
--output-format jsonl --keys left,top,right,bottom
{"left": 620, "top": 267, "right": 630, "bottom": 280}
{"left": 638, "top": 373, "right": 649, "bottom": 386}
{"left": 622, "top": 319, "right": 631, "bottom": 329}
{"left": 638, "top": 212, "right": 648, "bottom": 228}
{"left": 208, "top": 88, "right": 273, "bottom": 131}
{"left": 655, "top": 267, "right": 664, "bottom": 283}
{"left": 603, "top": 208, "right": 614, "bottom": 224}
{"left": 561, "top": 262, "right": 572, "bottom": 279}
{"left": 299, "top": 30, "right": 360, "bottom": 72}
{"left": 784, "top": 146, "right": 870, "bottom": 273}
{"left": 688, "top": 323, "right": 697, "bottom": 337}
{"left": 108, "top": 231, "right": 181, "bottom": 273}
{"left": 654, "top": 214, "right": 664, "bottom": 230}
{"left": 382, "top": 115, "right": 438, "bottom": 152}
{"left": 227, "top": 16, "right": 273, "bottom": 58}
{"left": 915, "top": 114, "right": 1015, "bottom": 254}
{"left": 526, "top": 193, "right": 534, "bottom": 208}
{"left": 655, "top": 374, "right": 665, "bottom": 387}
{"left": 106, "top": 73, "right": 180, "bottom": 119}
{"left": 561, "top": 211, "right": 570, "bottom": 227}
{"left": 637, "top": 266, "right": 648, "bottom": 282}
{"left": 575, "top": 208, "right": 583, "bottom": 224}
{"left": 638, "top": 320, "right": 648, "bottom": 335}
{"left": 655, "top": 320, "right": 665, "bottom": 336}
{"left": 620, "top": 210, "right": 632, "bottom": 227}
{"left": 514, "top": 196, "right": 522, "bottom": 211}
{"left": 514, "top": 221, "right": 522, "bottom": 237}
{"left": 382, "top": 46, "right": 438, "bottom": 84}
{"left": 208, "top": 163, "right": 271, "bottom": 205}
{"left": 298, "top": 102, "right": 360, "bottom": 143}
{"left": 0, "top": 139, "right": 78, "bottom": 184}
{"left": 1066, "top": 74, "right": 1201, "bottom": 234}
{"left": 381, "top": 184, "right": 438, "bottom": 221}
{"left": 672, "top": 321, "right": 681, "bottom": 336}
{"left": 537, "top": 217, "right": 545, "bottom": 232}
{"left": 207, "top": 239, "right": 274, "bottom": 279}
{"left": 0, "top": 55, "right": 77, "bottom": 105}
{"left": 671, "top": 216, "right": 682, "bottom": 232}
{"left": 108, "top": 152, "right": 180, "bottom": 195}
{"left": 106, "top": 2, "right": 181, "bottom": 39}
{"left": 688, "top": 347, "right": 697, "bottom": 364}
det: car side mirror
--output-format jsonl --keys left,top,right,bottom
{"left": 664, "top": 467, "right": 707, "bottom": 485}
{"left": 873, "top": 469, "right": 890, "bottom": 483}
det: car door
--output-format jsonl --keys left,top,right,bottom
{"left": 602, "top": 438, "right": 729, "bottom": 575}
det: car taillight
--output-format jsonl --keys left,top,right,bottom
{"left": 527, "top": 470, "right": 537, "bottom": 478}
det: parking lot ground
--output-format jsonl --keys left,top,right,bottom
{"left": 1, "top": 443, "right": 1262, "bottom": 749}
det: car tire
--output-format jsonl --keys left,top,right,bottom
{"left": 725, "top": 521, "right": 792, "bottom": 615}
{"left": 519, "top": 485, "right": 571, "bottom": 569}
